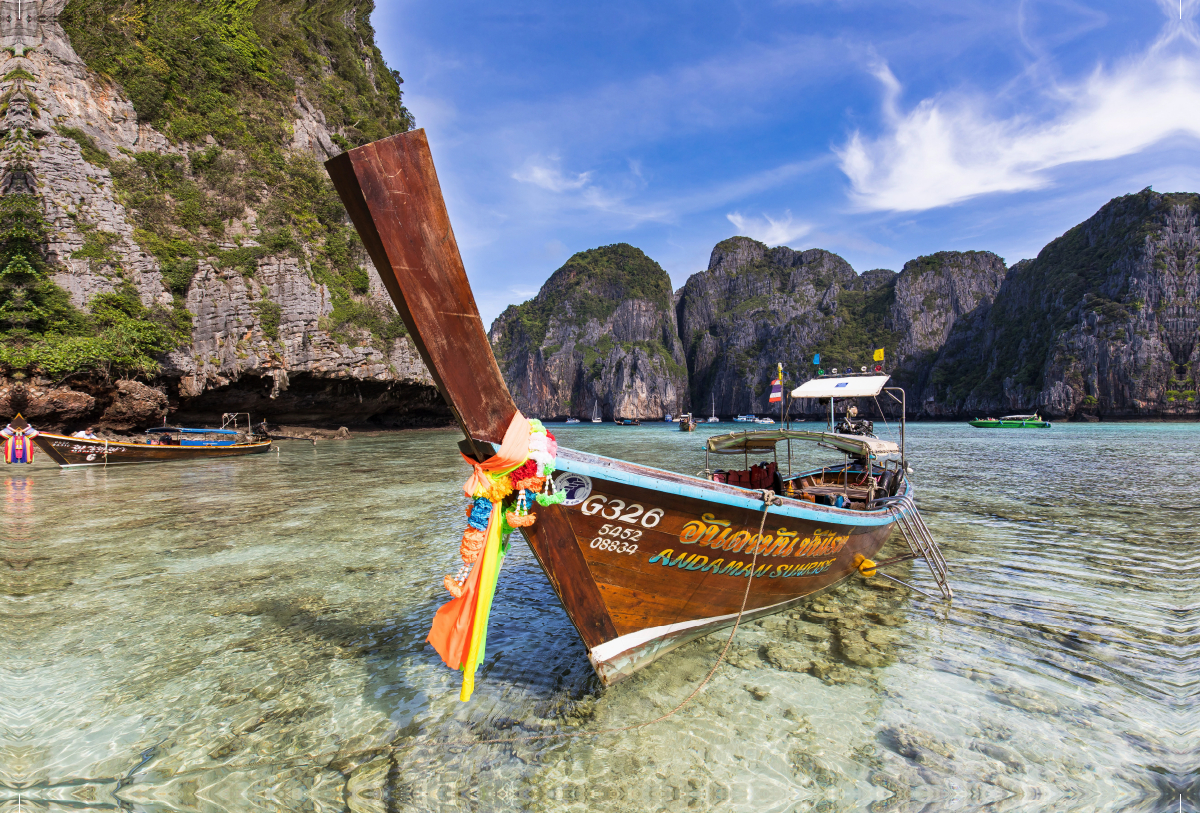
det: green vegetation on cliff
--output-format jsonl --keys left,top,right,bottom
{"left": 61, "top": 0, "right": 410, "bottom": 150}
{"left": 0, "top": 195, "right": 187, "bottom": 377}
{"left": 808, "top": 284, "right": 901, "bottom": 373}
{"left": 59, "top": 0, "right": 411, "bottom": 351}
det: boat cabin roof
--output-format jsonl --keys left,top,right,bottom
{"left": 791, "top": 374, "right": 891, "bottom": 399}
{"left": 706, "top": 429, "right": 900, "bottom": 458}
{"left": 998, "top": 414, "right": 1037, "bottom": 421}
{"left": 144, "top": 427, "right": 239, "bottom": 435}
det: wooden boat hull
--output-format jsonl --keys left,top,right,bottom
{"left": 524, "top": 447, "right": 905, "bottom": 685}
{"left": 31, "top": 432, "right": 272, "bottom": 468}
{"left": 324, "top": 132, "right": 928, "bottom": 687}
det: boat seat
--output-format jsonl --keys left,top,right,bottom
{"left": 711, "top": 462, "right": 781, "bottom": 493}
{"left": 713, "top": 462, "right": 777, "bottom": 490}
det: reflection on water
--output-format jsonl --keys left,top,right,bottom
{"left": 0, "top": 423, "right": 1195, "bottom": 811}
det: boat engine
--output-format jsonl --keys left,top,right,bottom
{"left": 835, "top": 405, "right": 874, "bottom": 436}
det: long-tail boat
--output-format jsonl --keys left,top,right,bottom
{"left": 23, "top": 414, "right": 271, "bottom": 468}
{"left": 325, "top": 130, "right": 950, "bottom": 686}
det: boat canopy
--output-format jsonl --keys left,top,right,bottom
{"left": 791, "top": 374, "right": 891, "bottom": 399}
{"left": 999, "top": 414, "right": 1038, "bottom": 421}
{"left": 706, "top": 429, "right": 900, "bottom": 458}
{"left": 143, "top": 427, "right": 240, "bottom": 435}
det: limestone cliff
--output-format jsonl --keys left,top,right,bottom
{"left": 677, "top": 238, "right": 867, "bottom": 416}
{"left": 886, "top": 251, "right": 1007, "bottom": 409}
{"left": 489, "top": 244, "right": 687, "bottom": 420}
{"left": 927, "top": 190, "right": 1198, "bottom": 419}
{"left": 0, "top": 0, "right": 448, "bottom": 431}
{"left": 673, "top": 238, "right": 1000, "bottom": 417}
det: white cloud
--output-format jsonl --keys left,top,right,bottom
{"left": 839, "top": 13, "right": 1200, "bottom": 212}
{"left": 512, "top": 156, "right": 593, "bottom": 192}
{"left": 725, "top": 210, "right": 812, "bottom": 246}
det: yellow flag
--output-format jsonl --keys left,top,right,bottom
{"left": 873, "top": 348, "right": 885, "bottom": 362}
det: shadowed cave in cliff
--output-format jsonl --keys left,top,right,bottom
{"left": 167, "top": 374, "right": 453, "bottom": 430}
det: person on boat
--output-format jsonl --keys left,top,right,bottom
{"left": 160, "top": 433, "right": 173, "bottom": 445}
{"left": 71, "top": 427, "right": 99, "bottom": 439}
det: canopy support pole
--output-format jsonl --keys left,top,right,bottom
{"left": 883, "top": 387, "right": 906, "bottom": 467}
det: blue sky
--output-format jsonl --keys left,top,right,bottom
{"left": 372, "top": 1, "right": 1200, "bottom": 327}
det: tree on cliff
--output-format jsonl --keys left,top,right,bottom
{"left": 0, "top": 196, "right": 85, "bottom": 344}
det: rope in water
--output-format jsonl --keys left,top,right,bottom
{"left": 433, "top": 488, "right": 784, "bottom": 748}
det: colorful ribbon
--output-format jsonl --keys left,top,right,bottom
{"left": 428, "top": 411, "right": 541, "bottom": 701}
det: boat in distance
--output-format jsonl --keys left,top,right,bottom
{"left": 969, "top": 414, "right": 1051, "bottom": 428}
{"left": 26, "top": 414, "right": 271, "bottom": 468}
{"left": 324, "top": 130, "right": 949, "bottom": 686}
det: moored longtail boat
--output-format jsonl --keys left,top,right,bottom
{"left": 325, "top": 130, "right": 950, "bottom": 688}
{"left": 24, "top": 414, "right": 272, "bottom": 468}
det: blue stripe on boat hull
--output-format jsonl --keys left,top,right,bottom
{"left": 553, "top": 448, "right": 908, "bottom": 527}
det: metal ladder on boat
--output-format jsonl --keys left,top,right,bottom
{"left": 869, "top": 494, "right": 953, "bottom": 601}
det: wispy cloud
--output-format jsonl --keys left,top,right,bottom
{"left": 839, "top": 8, "right": 1200, "bottom": 211}
{"left": 512, "top": 156, "right": 593, "bottom": 192}
{"left": 725, "top": 210, "right": 812, "bottom": 246}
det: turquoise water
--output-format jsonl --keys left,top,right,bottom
{"left": 1, "top": 422, "right": 1194, "bottom": 811}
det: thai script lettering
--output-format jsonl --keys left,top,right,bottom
{"left": 647, "top": 548, "right": 836, "bottom": 578}
{"left": 677, "top": 513, "right": 849, "bottom": 558}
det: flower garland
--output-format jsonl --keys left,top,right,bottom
{"left": 442, "top": 419, "right": 562, "bottom": 597}
{"left": 426, "top": 414, "right": 566, "bottom": 701}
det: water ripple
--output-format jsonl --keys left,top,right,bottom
{"left": 0, "top": 422, "right": 1196, "bottom": 811}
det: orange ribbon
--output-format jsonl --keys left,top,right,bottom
{"left": 460, "top": 412, "right": 532, "bottom": 497}
{"left": 427, "top": 505, "right": 497, "bottom": 670}
{"left": 428, "top": 412, "right": 533, "bottom": 673}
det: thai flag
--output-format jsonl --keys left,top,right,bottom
{"left": 769, "top": 378, "right": 782, "bottom": 403}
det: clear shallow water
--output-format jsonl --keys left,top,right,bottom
{"left": 1, "top": 422, "right": 1196, "bottom": 812}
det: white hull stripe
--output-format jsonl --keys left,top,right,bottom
{"left": 590, "top": 594, "right": 802, "bottom": 663}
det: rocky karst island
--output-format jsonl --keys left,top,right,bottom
{"left": 495, "top": 191, "right": 1198, "bottom": 423}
